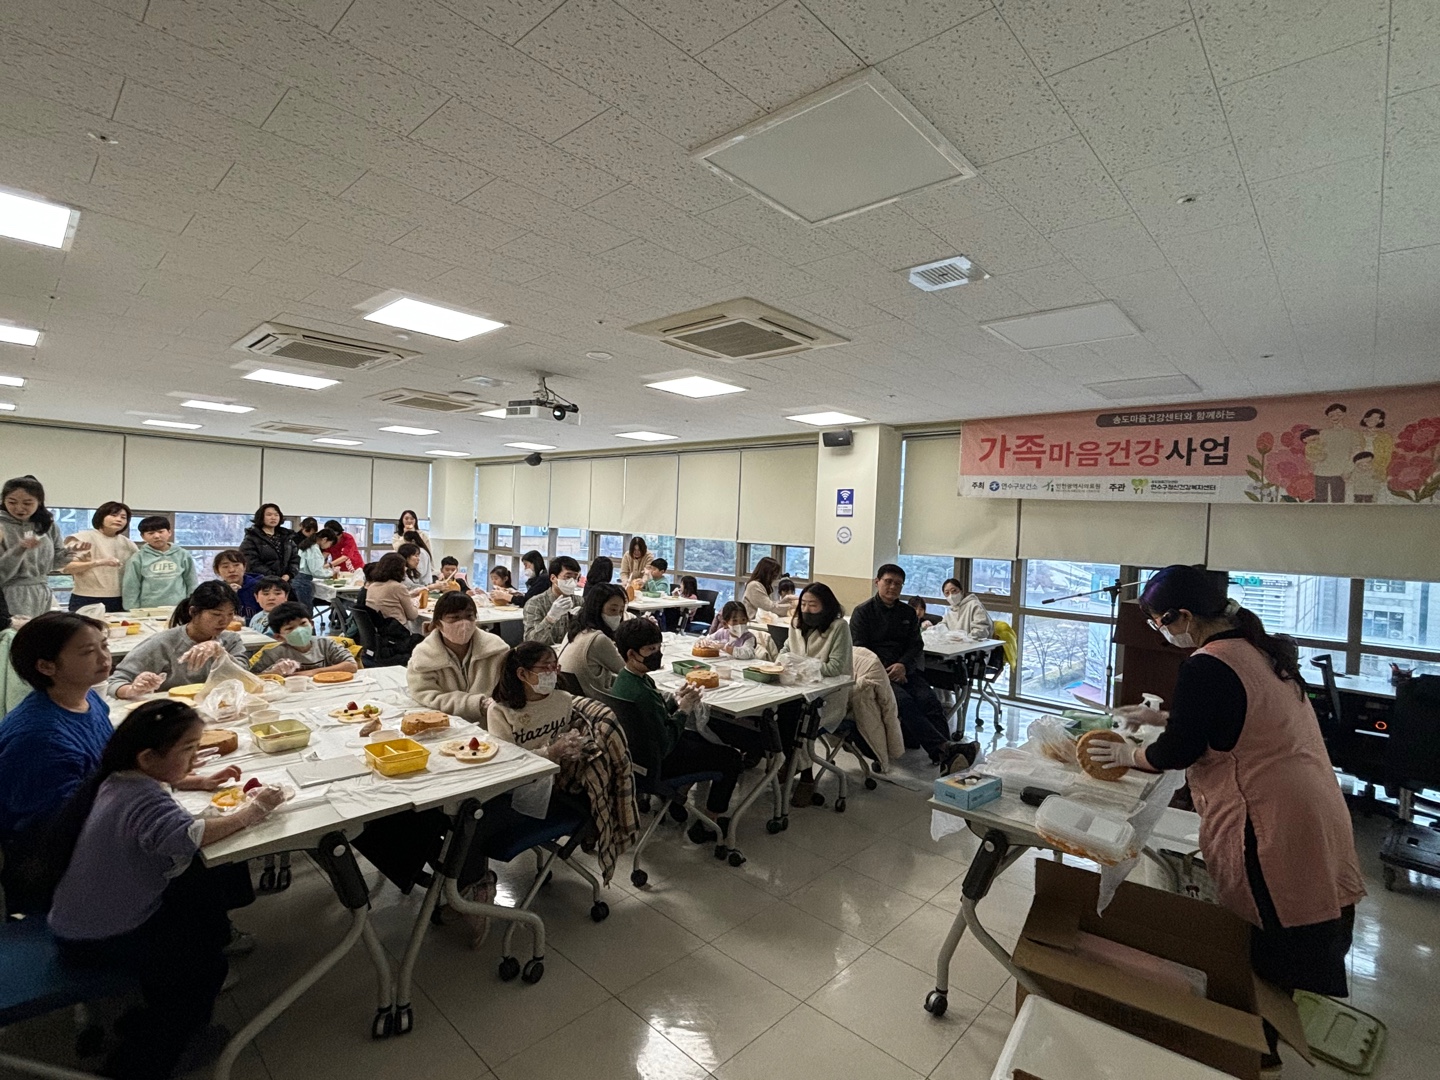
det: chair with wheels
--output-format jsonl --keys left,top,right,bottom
{"left": 688, "top": 590, "right": 718, "bottom": 636}
{"left": 1377, "top": 674, "right": 1440, "bottom": 892}
{"left": 793, "top": 705, "right": 879, "bottom": 815}
{"left": 967, "top": 645, "right": 1008, "bottom": 732}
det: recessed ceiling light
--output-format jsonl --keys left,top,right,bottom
{"left": 425, "top": 449, "right": 469, "bottom": 457}
{"left": 380, "top": 425, "right": 440, "bottom": 436}
{"left": 313, "top": 437, "right": 363, "bottom": 446}
{"left": 478, "top": 407, "right": 508, "bottom": 419}
{"left": 0, "top": 325, "right": 41, "bottom": 347}
{"left": 586, "top": 351, "right": 612, "bottom": 360}
{"left": 243, "top": 368, "right": 339, "bottom": 390}
{"left": 181, "top": 399, "right": 254, "bottom": 414}
{"left": 143, "top": 419, "right": 201, "bottom": 430}
{"left": 615, "top": 431, "right": 679, "bottom": 442}
{"left": 0, "top": 375, "right": 24, "bottom": 387}
{"left": 787, "top": 411, "right": 867, "bottom": 426}
{"left": 645, "top": 375, "right": 747, "bottom": 398}
{"left": 0, "top": 190, "right": 78, "bottom": 249}
{"left": 505, "top": 442, "right": 556, "bottom": 452}
{"left": 0, "top": 402, "right": 16, "bottom": 412}
{"left": 364, "top": 297, "right": 505, "bottom": 342}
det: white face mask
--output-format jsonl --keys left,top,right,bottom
{"left": 440, "top": 620, "right": 476, "bottom": 646}
{"left": 603, "top": 613, "right": 623, "bottom": 631}
{"left": 556, "top": 576, "right": 577, "bottom": 596}
{"left": 729, "top": 624, "right": 748, "bottom": 635}
{"left": 946, "top": 593, "right": 963, "bottom": 607}
{"left": 1161, "top": 626, "right": 1196, "bottom": 649}
{"left": 531, "top": 671, "right": 557, "bottom": 695}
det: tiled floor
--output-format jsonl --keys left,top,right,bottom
{"left": 6, "top": 714, "right": 1438, "bottom": 1079}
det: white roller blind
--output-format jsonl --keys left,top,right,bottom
{"left": 0, "top": 423, "right": 124, "bottom": 508}
{"left": 261, "top": 449, "right": 371, "bottom": 518}
{"left": 589, "top": 459, "right": 625, "bottom": 532}
{"left": 676, "top": 452, "right": 740, "bottom": 540}
{"left": 124, "top": 435, "right": 261, "bottom": 512}
{"left": 1019, "top": 499, "right": 1207, "bottom": 565}
{"left": 512, "top": 462, "right": 551, "bottom": 526}
{"left": 476, "top": 464, "right": 515, "bottom": 525}
{"left": 1208, "top": 504, "right": 1440, "bottom": 580}
{"left": 622, "top": 455, "right": 678, "bottom": 534}
{"left": 900, "top": 436, "right": 1018, "bottom": 558}
{"left": 739, "top": 446, "right": 816, "bottom": 546}
{"left": 371, "top": 459, "right": 429, "bottom": 520}
{"left": 549, "top": 459, "right": 591, "bottom": 529}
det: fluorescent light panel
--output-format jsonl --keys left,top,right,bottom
{"left": 645, "top": 375, "right": 747, "bottom": 398}
{"left": 478, "top": 408, "right": 508, "bottom": 419}
{"left": 314, "top": 438, "right": 362, "bottom": 446}
{"left": 143, "top": 419, "right": 201, "bottom": 430}
{"left": 787, "top": 411, "right": 867, "bottom": 426}
{"left": 0, "top": 190, "right": 76, "bottom": 249}
{"left": 0, "top": 375, "right": 24, "bottom": 387}
{"left": 0, "top": 325, "right": 41, "bottom": 347}
{"left": 380, "top": 425, "right": 439, "bottom": 436}
{"left": 181, "top": 399, "right": 254, "bottom": 414}
{"left": 0, "top": 403, "right": 16, "bottom": 412}
{"left": 505, "top": 442, "right": 555, "bottom": 451}
{"left": 243, "top": 368, "right": 338, "bottom": 390}
{"left": 364, "top": 297, "right": 505, "bottom": 342}
{"left": 425, "top": 449, "right": 469, "bottom": 457}
{"left": 615, "top": 431, "right": 678, "bottom": 442}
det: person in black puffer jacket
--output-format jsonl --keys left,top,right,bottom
{"left": 239, "top": 504, "right": 300, "bottom": 587}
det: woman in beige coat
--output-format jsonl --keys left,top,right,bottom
{"left": 405, "top": 592, "right": 510, "bottom": 723}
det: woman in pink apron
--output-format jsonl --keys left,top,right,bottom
{"left": 1085, "top": 564, "right": 1365, "bottom": 1076}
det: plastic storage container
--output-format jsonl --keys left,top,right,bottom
{"left": 1034, "top": 795, "right": 1138, "bottom": 865}
{"left": 743, "top": 664, "right": 782, "bottom": 683}
{"left": 249, "top": 718, "right": 312, "bottom": 753}
{"left": 364, "top": 737, "right": 430, "bottom": 777}
{"left": 671, "top": 659, "right": 711, "bottom": 676}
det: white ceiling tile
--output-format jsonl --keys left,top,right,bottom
{"left": 996, "top": 0, "right": 1189, "bottom": 77}
{"left": 1047, "top": 214, "right": 1167, "bottom": 275}
{"left": 1220, "top": 36, "right": 1386, "bottom": 183}
{"left": 331, "top": 0, "right": 608, "bottom": 142}
{"left": 1193, "top": 0, "right": 1388, "bottom": 86}
{"left": 0, "top": 37, "right": 126, "bottom": 116}
{"left": 614, "top": 0, "right": 777, "bottom": 55}
{"left": 1389, "top": 0, "right": 1440, "bottom": 96}
{"left": 703, "top": 245, "right": 828, "bottom": 300}
{"left": 818, "top": 205, "right": 952, "bottom": 271}
{"left": 0, "top": 129, "right": 98, "bottom": 195}
{"left": 899, "top": 176, "right": 1014, "bottom": 225}
{"left": 1251, "top": 156, "right": 1381, "bottom": 294}
{"left": 92, "top": 0, "right": 147, "bottom": 16}
{"left": 797, "top": 250, "right": 914, "bottom": 298}
{"left": 337, "top": 173, "right": 524, "bottom": 251}
{"left": 53, "top": 171, "right": 195, "bottom": 235}
{"left": 1156, "top": 218, "right": 1272, "bottom": 284}
{"left": 433, "top": 0, "right": 567, "bottom": 44}
{"left": 600, "top": 238, "right": 736, "bottom": 297}
{"left": 995, "top": 262, "right": 1105, "bottom": 309}
{"left": 939, "top": 278, "right": 1038, "bottom": 323}
{"left": 805, "top": 0, "right": 989, "bottom": 65}
{"left": 582, "top": 185, "right": 739, "bottom": 258}
{"left": 216, "top": 166, "right": 418, "bottom": 244}
{"left": 878, "top": 12, "right": 1074, "bottom": 165}
{"left": 979, "top": 136, "right": 1131, "bottom": 233}
{"left": 178, "top": 198, "right": 308, "bottom": 248}
{"left": 788, "top": 288, "right": 896, "bottom": 330}
{"left": 516, "top": 0, "right": 763, "bottom": 146}
{"left": 154, "top": 240, "right": 268, "bottom": 283}
{"left": 699, "top": 198, "right": 854, "bottom": 264}
{"left": 1186, "top": 271, "right": 1299, "bottom": 363}
{"left": 928, "top": 206, "right": 1063, "bottom": 275}
{"left": 264, "top": 0, "right": 357, "bottom": 33}
{"left": 1380, "top": 86, "right": 1440, "bottom": 252}
{"left": 1114, "top": 144, "right": 1254, "bottom": 238}
{"left": 144, "top": 0, "right": 450, "bottom": 134}
{"left": 1049, "top": 23, "right": 1230, "bottom": 175}
{"left": 697, "top": 1, "right": 863, "bottom": 113}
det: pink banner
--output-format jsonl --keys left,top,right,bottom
{"left": 958, "top": 385, "right": 1440, "bottom": 504}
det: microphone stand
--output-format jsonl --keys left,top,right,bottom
{"left": 1042, "top": 579, "right": 1141, "bottom": 707}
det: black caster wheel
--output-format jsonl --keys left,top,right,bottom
{"left": 924, "top": 990, "right": 948, "bottom": 1017}
{"left": 276, "top": 866, "right": 292, "bottom": 890}
{"left": 811, "top": 792, "right": 826, "bottom": 807}
{"left": 630, "top": 869, "right": 648, "bottom": 888}
{"left": 257, "top": 867, "right": 276, "bottom": 892}
{"left": 728, "top": 851, "right": 746, "bottom": 867}
{"left": 864, "top": 777, "right": 878, "bottom": 790}
{"left": 780, "top": 815, "right": 790, "bottom": 831}
{"left": 1383, "top": 866, "right": 1397, "bottom": 891}
{"left": 394, "top": 1005, "right": 413, "bottom": 1036}
{"left": 591, "top": 901, "right": 610, "bottom": 922}
{"left": 714, "top": 844, "right": 728, "bottom": 861}
{"left": 75, "top": 1025, "right": 105, "bottom": 1058}
{"left": 766, "top": 818, "right": 783, "bottom": 835}
{"left": 498, "top": 956, "right": 521, "bottom": 982}
{"left": 667, "top": 801, "right": 688, "bottom": 822}
{"left": 371, "top": 1007, "right": 394, "bottom": 1039}
{"left": 835, "top": 798, "right": 847, "bottom": 813}
{"left": 521, "top": 958, "right": 545, "bottom": 984}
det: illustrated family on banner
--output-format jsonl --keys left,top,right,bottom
{"left": 957, "top": 384, "right": 1440, "bottom": 505}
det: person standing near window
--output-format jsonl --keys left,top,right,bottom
{"left": 240, "top": 505, "right": 299, "bottom": 587}
{"left": 0, "top": 476, "right": 83, "bottom": 617}
{"left": 742, "top": 556, "right": 792, "bottom": 620}
{"left": 63, "top": 502, "right": 138, "bottom": 613}
{"left": 619, "top": 536, "right": 652, "bottom": 582}
{"left": 389, "top": 510, "right": 429, "bottom": 552}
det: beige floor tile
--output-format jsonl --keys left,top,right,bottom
{"left": 542, "top": 893, "right": 705, "bottom": 993}
{"left": 779, "top": 807, "right": 887, "bottom": 862}
{"left": 990, "top": 979, "right": 1018, "bottom": 1015}
{"left": 714, "top": 1003, "right": 923, "bottom": 1080}
{"left": 888, "top": 809, "right": 983, "bottom": 863}
{"left": 632, "top": 856, "right": 780, "bottom": 940}
{"left": 492, "top": 998, "right": 710, "bottom": 1080}
{"left": 845, "top": 836, "right": 963, "bottom": 901}
{"left": 874, "top": 903, "right": 1012, "bottom": 1003}
{"left": 807, "top": 949, "right": 982, "bottom": 1074}
{"left": 728, "top": 833, "right": 838, "bottom": 898}
{"left": 711, "top": 902, "right": 870, "bottom": 998}
{"left": 620, "top": 945, "right": 801, "bottom": 1070}
{"left": 929, "top": 1005, "right": 1016, "bottom": 1080}
{"left": 786, "top": 865, "right": 924, "bottom": 943}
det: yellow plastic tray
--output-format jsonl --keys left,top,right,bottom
{"left": 249, "top": 718, "right": 312, "bottom": 754}
{"left": 364, "top": 737, "right": 430, "bottom": 777}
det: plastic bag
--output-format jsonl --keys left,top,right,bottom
{"left": 1027, "top": 715, "right": 1078, "bottom": 764}
{"left": 688, "top": 699, "right": 727, "bottom": 746}
{"left": 197, "top": 679, "right": 247, "bottom": 724}
{"left": 201, "top": 652, "right": 267, "bottom": 696}
{"left": 778, "top": 654, "right": 822, "bottom": 686}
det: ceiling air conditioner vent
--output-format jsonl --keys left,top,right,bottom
{"left": 627, "top": 298, "right": 848, "bottom": 361}
{"left": 253, "top": 421, "right": 342, "bottom": 436}
{"left": 373, "top": 388, "right": 484, "bottom": 414}
{"left": 908, "top": 255, "right": 988, "bottom": 292}
{"left": 233, "top": 323, "right": 420, "bottom": 372}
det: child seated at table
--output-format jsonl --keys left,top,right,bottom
{"left": 435, "top": 556, "right": 469, "bottom": 593}
{"left": 109, "top": 582, "right": 249, "bottom": 699}
{"left": 248, "top": 577, "right": 290, "bottom": 635}
{"left": 121, "top": 516, "right": 199, "bottom": 611}
{"left": 484, "top": 565, "right": 517, "bottom": 604}
{"left": 672, "top": 574, "right": 700, "bottom": 632}
{"left": 640, "top": 558, "right": 670, "bottom": 596}
{"left": 910, "top": 595, "right": 939, "bottom": 630}
{"left": 250, "top": 602, "right": 357, "bottom": 677}
{"left": 704, "top": 601, "right": 762, "bottom": 659}
{"left": 46, "top": 700, "right": 286, "bottom": 1080}
{"left": 212, "top": 549, "right": 260, "bottom": 620}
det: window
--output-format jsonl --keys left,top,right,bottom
{"left": 970, "top": 559, "right": 1012, "bottom": 597}
{"left": 52, "top": 507, "right": 96, "bottom": 539}
{"left": 690, "top": 575, "right": 738, "bottom": 608}
{"left": 744, "top": 544, "right": 771, "bottom": 573}
{"left": 896, "top": 554, "right": 953, "bottom": 599}
{"left": 680, "top": 539, "right": 737, "bottom": 576}
{"left": 783, "top": 546, "right": 811, "bottom": 580}
{"left": 1362, "top": 610, "right": 1406, "bottom": 640}
{"left": 1360, "top": 579, "right": 1435, "bottom": 650}
{"left": 1020, "top": 615, "right": 1109, "bottom": 704}
{"left": 474, "top": 523, "right": 490, "bottom": 550}
{"left": 1024, "top": 561, "right": 1121, "bottom": 616}
{"left": 1368, "top": 579, "right": 1407, "bottom": 595}
{"left": 594, "top": 533, "right": 624, "bottom": 559}
{"left": 1226, "top": 572, "right": 1348, "bottom": 640}
{"left": 493, "top": 526, "right": 516, "bottom": 551}
{"left": 554, "top": 528, "right": 588, "bottom": 560}
{"left": 635, "top": 534, "right": 675, "bottom": 565}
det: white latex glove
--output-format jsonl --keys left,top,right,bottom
{"left": 1083, "top": 738, "right": 1142, "bottom": 770}
{"left": 547, "top": 729, "right": 585, "bottom": 765}
{"left": 240, "top": 784, "right": 288, "bottom": 825}
{"left": 675, "top": 685, "right": 701, "bottom": 712}
{"left": 19, "top": 534, "right": 41, "bottom": 550}
{"left": 1113, "top": 705, "right": 1170, "bottom": 730}
{"left": 268, "top": 659, "right": 301, "bottom": 677}
{"left": 179, "top": 640, "right": 226, "bottom": 668}
{"left": 546, "top": 594, "right": 575, "bottom": 621}
{"left": 125, "top": 671, "right": 165, "bottom": 697}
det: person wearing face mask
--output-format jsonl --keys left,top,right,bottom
{"left": 518, "top": 550, "right": 550, "bottom": 603}
{"left": 704, "top": 601, "right": 763, "bottom": 660}
{"left": 250, "top": 603, "right": 357, "bottom": 677}
{"left": 523, "top": 555, "right": 582, "bottom": 646}
{"left": 773, "top": 583, "right": 857, "bottom": 806}
{"left": 406, "top": 592, "right": 509, "bottom": 722}
{"left": 559, "top": 584, "right": 628, "bottom": 697}
{"left": 1084, "top": 564, "right": 1364, "bottom": 1073}
{"left": 939, "top": 578, "right": 994, "bottom": 640}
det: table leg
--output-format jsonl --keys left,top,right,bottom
{"left": 717, "top": 709, "right": 783, "bottom": 867}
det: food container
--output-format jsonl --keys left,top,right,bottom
{"left": 284, "top": 675, "right": 312, "bottom": 692}
{"left": 249, "top": 718, "right": 313, "bottom": 753}
{"left": 671, "top": 659, "right": 711, "bottom": 676}
{"left": 364, "top": 737, "right": 430, "bottom": 777}
{"left": 743, "top": 664, "right": 782, "bottom": 683}
{"left": 1034, "top": 795, "right": 1138, "bottom": 866}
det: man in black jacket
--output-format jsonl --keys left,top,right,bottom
{"left": 850, "top": 563, "right": 950, "bottom": 762}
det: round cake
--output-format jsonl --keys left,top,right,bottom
{"left": 1076, "top": 729, "right": 1129, "bottom": 782}
{"left": 692, "top": 645, "right": 720, "bottom": 658}
{"left": 686, "top": 669, "right": 720, "bottom": 689}
{"left": 199, "top": 728, "right": 238, "bottom": 756}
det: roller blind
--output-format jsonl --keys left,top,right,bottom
{"left": 261, "top": 449, "right": 372, "bottom": 518}
{"left": 124, "top": 435, "right": 261, "bottom": 513}
{"left": 512, "top": 462, "right": 551, "bottom": 526}
{"left": 1208, "top": 504, "right": 1439, "bottom": 580}
{"left": 676, "top": 452, "right": 740, "bottom": 540}
{"left": 0, "top": 423, "right": 124, "bottom": 508}
{"left": 739, "top": 446, "right": 817, "bottom": 546}
{"left": 900, "top": 436, "right": 1018, "bottom": 558}
{"left": 621, "top": 455, "right": 678, "bottom": 534}
{"left": 371, "top": 459, "right": 429, "bottom": 520}
{"left": 476, "top": 464, "right": 515, "bottom": 525}
{"left": 549, "top": 459, "right": 591, "bottom": 529}
{"left": 1019, "top": 499, "right": 1207, "bottom": 565}
{"left": 589, "top": 459, "right": 625, "bottom": 532}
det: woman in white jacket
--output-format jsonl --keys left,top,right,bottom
{"left": 559, "top": 584, "right": 628, "bottom": 697}
{"left": 779, "top": 583, "right": 853, "bottom": 807}
{"left": 940, "top": 577, "right": 994, "bottom": 640}
{"left": 405, "top": 592, "right": 509, "bottom": 723}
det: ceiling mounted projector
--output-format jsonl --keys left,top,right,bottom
{"left": 505, "top": 376, "right": 579, "bottom": 424}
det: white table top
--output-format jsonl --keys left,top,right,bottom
{"left": 651, "top": 635, "right": 852, "bottom": 717}
{"left": 473, "top": 604, "right": 525, "bottom": 626}
{"left": 1331, "top": 672, "right": 1399, "bottom": 700}
{"left": 922, "top": 633, "right": 1002, "bottom": 660}
{"left": 311, "top": 579, "right": 363, "bottom": 601}
{"left": 627, "top": 595, "right": 705, "bottom": 612}
{"left": 105, "top": 615, "right": 273, "bottom": 658}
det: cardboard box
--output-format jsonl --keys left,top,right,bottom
{"left": 1011, "top": 860, "right": 1310, "bottom": 1080}
{"left": 933, "top": 770, "right": 1002, "bottom": 811}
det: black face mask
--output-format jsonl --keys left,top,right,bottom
{"left": 800, "top": 611, "right": 826, "bottom": 629}
{"left": 641, "top": 650, "right": 663, "bottom": 671}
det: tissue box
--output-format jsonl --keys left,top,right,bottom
{"left": 933, "top": 771, "right": 1001, "bottom": 811}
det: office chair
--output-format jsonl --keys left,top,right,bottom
{"left": 689, "top": 590, "right": 718, "bottom": 636}
{"left": 1378, "top": 675, "right": 1440, "bottom": 892}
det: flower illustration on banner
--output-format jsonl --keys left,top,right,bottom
{"left": 1247, "top": 429, "right": 1311, "bottom": 502}
{"left": 1388, "top": 416, "right": 1440, "bottom": 501}
{"left": 1266, "top": 455, "right": 1315, "bottom": 502}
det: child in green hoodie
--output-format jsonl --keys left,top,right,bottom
{"left": 121, "top": 517, "right": 198, "bottom": 611}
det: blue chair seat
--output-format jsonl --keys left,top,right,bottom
{"left": 0, "top": 918, "right": 136, "bottom": 1028}
{"left": 643, "top": 770, "right": 722, "bottom": 801}
{"left": 486, "top": 811, "right": 588, "bottom": 864}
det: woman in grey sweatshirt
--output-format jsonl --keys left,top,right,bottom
{"left": 0, "top": 476, "right": 77, "bottom": 617}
